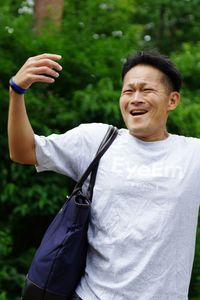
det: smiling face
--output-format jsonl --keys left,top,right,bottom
{"left": 119, "top": 64, "right": 180, "bottom": 141}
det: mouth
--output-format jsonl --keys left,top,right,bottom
{"left": 130, "top": 109, "right": 148, "bottom": 117}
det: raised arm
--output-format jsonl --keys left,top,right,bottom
{"left": 8, "top": 53, "right": 62, "bottom": 165}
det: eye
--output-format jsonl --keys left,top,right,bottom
{"left": 123, "top": 89, "right": 133, "bottom": 94}
{"left": 143, "top": 88, "right": 153, "bottom": 92}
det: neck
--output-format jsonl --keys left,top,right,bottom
{"left": 132, "top": 130, "right": 169, "bottom": 142}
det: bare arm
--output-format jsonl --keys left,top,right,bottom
{"left": 8, "top": 53, "right": 62, "bottom": 165}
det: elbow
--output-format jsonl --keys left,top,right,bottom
{"left": 9, "top": 150, "right": 36, "bottom": 165}
{"left": 8, "top": 140, "right": 37, "bottom": 165}
{"left": 9, "top": 151, "right": 24, "bottom": 164}
{"left": 9, "top": 150, "right": 17, "bottom": 162}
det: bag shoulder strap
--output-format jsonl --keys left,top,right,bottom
{"left": 87, "top": 125, "right": 117, "bottom": 201}
{"left": 72, "top": 125, "right": 118, "bottom": 198}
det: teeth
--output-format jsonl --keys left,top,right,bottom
{"left": 130, "top": 110, "right": 147, "bottom": 116}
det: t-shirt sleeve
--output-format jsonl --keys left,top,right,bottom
{"left": 34, "top": 123, "right": 109, "bottom": 181}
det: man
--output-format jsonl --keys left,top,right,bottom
{"left": 8, "top": 51, "right": 200, "bottom": 300}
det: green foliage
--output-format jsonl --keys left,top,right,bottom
{"left": 133, "top": 0, "right": 200, "bottom": 53}
{"left": 172, "top": 43, "right": 200, "bottom": 90}
{"left": 0, "top": 229, "right": 24, "bottom": 299}
{"left": 0, "top": 0, "right": 200, "bottom": 299}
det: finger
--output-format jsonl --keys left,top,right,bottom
{"left": 13, "top": 74, "right": 55, "bottom": 88}
{"left": 31, "top": 74, "right": 56, "bottom": 84}
{"left": 34, "top": 59, "right": 63, "bottom": 71}
{"left": 31, "top": 66, "right": 60, "bottom": 78}
{"left": 13, "top": 54, "right": 63, "bottom": 88}
{"left": 18, "top": 56, "right": 62, "bottom": 78}
{"left": 14, "top": 66, "right": 60, "bottom": 88}
{"left": 28, "top": 53, "right": 62, "bottom": 62}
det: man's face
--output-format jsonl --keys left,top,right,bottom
{"left": 119, "top": 64, "right": 180, "bottom": 141}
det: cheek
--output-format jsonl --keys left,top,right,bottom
{"left": 152, "top": 98, "right": 167, "bottom": 111}
{"left": 152, "top": 103, "right": 168, "bottom": 121}
{"left": 119, "top": 97, "right": 127, "bottom": 112}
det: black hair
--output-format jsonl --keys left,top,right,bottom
{"left": 121, "top": 50, "right": 182, "bottom": 92}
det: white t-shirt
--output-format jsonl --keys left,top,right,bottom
{"left": 34, "top": 123, "right": 200, "bottom": 300}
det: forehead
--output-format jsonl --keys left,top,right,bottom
{"left": 123, "top": 64, "right": 164, "bottom": 87}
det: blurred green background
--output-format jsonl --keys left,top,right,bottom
{"left": 0, "top": 0, "right": 200, "bottom": 299}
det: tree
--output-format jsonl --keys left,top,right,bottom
{"left": 132, "top": 0, "right": 200, "bottom": 53}
{"left": 33, "top": 0, "right": 64, "bottom": 32}
{"left": 0, "top": 0, "right": 200, "bottom": 298}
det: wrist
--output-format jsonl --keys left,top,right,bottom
{"left": 9, "top": 86, "right": 24, "bottom": 97}
{"left": 9, "top": 77, "right": 29, "bottom": 94}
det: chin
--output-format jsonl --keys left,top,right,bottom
{"left": 127, "top": 125, "right": 148, "bottom": 138}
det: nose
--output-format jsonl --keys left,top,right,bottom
{"left": 130, "top": 91, "right": 145, "bottom": 105}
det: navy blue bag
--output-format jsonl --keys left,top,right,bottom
{"left": 21, "top": 125, "right": 118, "bottom": 300}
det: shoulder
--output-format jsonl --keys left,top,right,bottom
{"left": 169, "top": 134, "right": 200, "bottom": 158}
{"left": 77, "top": 123, "right": 113, "bottom": 156}
{"left": 78, "top": 122, "right": 110, "bottom": 138}
{"left": 35, "top": 123, "right": 110, "bottom": 146}
{"left": 171, "top": 133, "right": 200, "bottom": 146}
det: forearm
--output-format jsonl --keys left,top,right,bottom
{"left": 8, "top": 88, "right": 37, "bottom": 164}
{"left": 7, "top": 53, "right": 62, "bottom": 164}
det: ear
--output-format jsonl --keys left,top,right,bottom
{"left": 167, "top": 92, "right": 180, "bottom": 112}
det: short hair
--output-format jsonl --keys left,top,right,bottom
{"left": 121, "top": 50, "right": 182, "bottom": 92}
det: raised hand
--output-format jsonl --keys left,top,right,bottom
{"left": 13, "top": 53, "right": 63, "bottom": 89}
